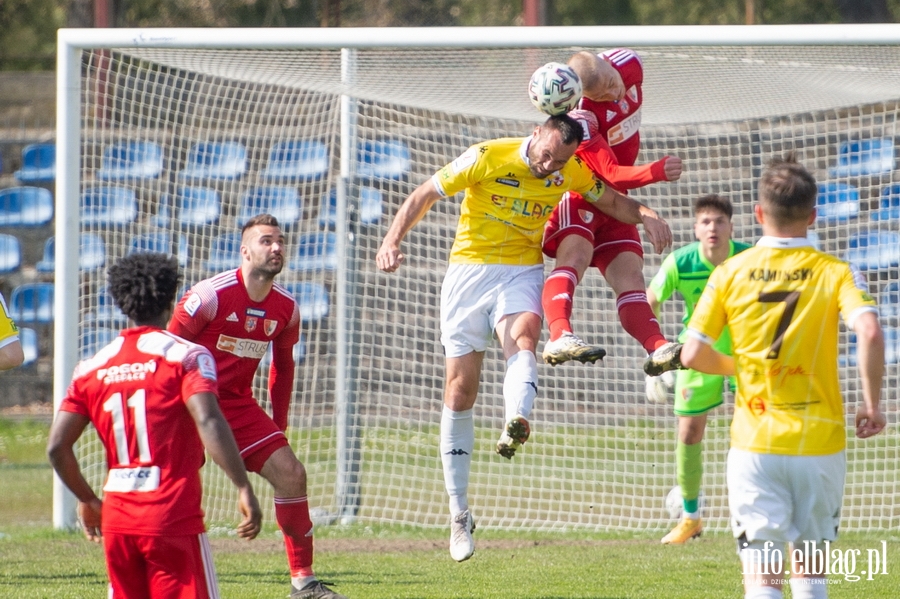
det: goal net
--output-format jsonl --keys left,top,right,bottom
{"left": 55, "top": 27, "right": 900, "bottom": 534}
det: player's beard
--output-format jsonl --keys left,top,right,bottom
{"left": 256, "top": 255, "right": 284, "bottom": 279}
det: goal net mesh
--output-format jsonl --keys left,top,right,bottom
{"left": 69, "top": 42, "right": 900, "bottom": 533}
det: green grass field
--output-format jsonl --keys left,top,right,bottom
{"left": 2, "top": 417, "right": 898, "bottom": 599}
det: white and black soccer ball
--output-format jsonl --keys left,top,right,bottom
{"left": 665, "top": 485, "right": 684, "bottom": 519}
{"left": 528, "top": 62, "right": 583, "bottom": 116}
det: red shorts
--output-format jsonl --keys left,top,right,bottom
{"left": 105, "top": 532, "right": 219, "bottom": 599}
{"left": 220, "top": 397, "right": 289, "bottom": 473}
{"left": 543, "top": 192, "right": 643, "bottom": 275}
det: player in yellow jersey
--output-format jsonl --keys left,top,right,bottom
{"left": 0, "top": 291, "right": 24, "bottom": 370}
{"left": 681, "top": 156, "right": 885, "bottom": 599}
{"left": 376, "top": 114, "right": 671, "bottom": 562}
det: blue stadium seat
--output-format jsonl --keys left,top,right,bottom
{"left": 291, "top": 232, "right": 338, "bottom": 272}
{"left": 357, "top": 139, "right": 411, "bottom": 180}
{"left": 0, "top": 186, "right": 54, "bottom": 227}
{"left": 19, "top": 327, "right": 38, "bottom": 367}
{"left": 238, "top": 186, "right": 302, "bottom": 227}
{"left": 178, "top": 141, "right": 246, "bottom": 181}
{"left": 262, "top": 139, "right": 329, "bottom": 182}
{"left": 881, "top": 282, "right": 900, "bottom": 319}
{"left": 816, "top": 182, "right": 859, "bottom": 222}
{"left": 80, "top": 186, "right": 138, "bottom": 226}
{"left": 35, "top": 237, "right": 55, "bottom": 274}
{"left": 14, "top": 143, "right": 56, "bottom": 184}
{"left": 36, "top": 233, "right": 106, "bottom": 273}
{"left": 9, "top": 283, "right": 54, "bottom": 324}
{"left": 260, "top": 333, "right": 307, "bottom": 367}
{"left": 128, "top": 231, "right": 189, "bottom": 267}
{"left": 284, "top": 281, "right": 330, "bottom": 324}
{"left": 96, "top": 141, "right": 163, "bottom": 180}
{"left": 318, "top": 187, "right": 383, "bottom": 227}
{"left": 175, "top": 186, "right": 221, "bottom": 227}
{"left": 0, "top": 234, "right": 22, "bottom": 275}
{"left": 829, "top": 137, "right": 895, "bottom": 177}
{"left": 80, "top": 326, "right": 120, "bottom": 359}
{"left": 203, "top": 232, "right": 242, "bottom": 272}
{"left": 844, "top": 230, "right": 900, "bottom": 271}
{"left": 871, "top": 184, "right": 900, "bottom": 223}
{"left": 84, "top": 285, "right": 128, "bottom": 327}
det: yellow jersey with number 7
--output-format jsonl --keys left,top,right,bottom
{"left": 687, "top": 237, "right": 878, "bottom": 456}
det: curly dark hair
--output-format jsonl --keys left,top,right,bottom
{"left": 107, "top": 252, "right": 182, "bottom": 324}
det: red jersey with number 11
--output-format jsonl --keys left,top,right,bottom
{"left": 60, "top": 326, "right": 219, "bottom": 536}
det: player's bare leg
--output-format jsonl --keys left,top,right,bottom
{"left": 260, "top": 448, "right": 348, "bottom": 599}
{"left": 495, "top": 312, "right": 540, "bottom": 458}
{"left": 662, "top": 414, "right": 706, "bottom": 545}
{"left": 542, "top": 235, "right": 606, "bottom": 366}
{"left": 441, "top": 352, "right": 482, "bottom": 562}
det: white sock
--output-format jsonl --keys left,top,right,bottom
{"left": 439, "top": 406, "right": 474, "bottom": 516}
{"left": 292, "top": 575, "right": 316, "bottom": 590}
{"left": 503, "top": 350, "right": 538, "bottom": 421}
{"left": 789, "top": 577, "right": 827, "bottom": 599}
{"left": 744, "top": 586, "right": 782, "bottom": 599}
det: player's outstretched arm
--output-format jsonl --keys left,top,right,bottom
{"left": 186, "top": 391, "right": 262, "bottom": 539}
{"left": 852, "top": 311, "right": 886, "bottom": 439}
{"left": 579, "top": 135, "right": 682, "bottom": 190}
{"left": 47, "top": 411, "right": 103, "bottom": 542}
{"left": 376, "top": 179, "right": 442, "bottom": 273}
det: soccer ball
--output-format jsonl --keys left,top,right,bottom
{"left": 528, "top": 62, "right": 582, "bottom": 116}
{"left": 665, "top": 485, "right": 683, "bottom": 519}
{"left": 665, "top": 485, "right": 704, "bottom": 519}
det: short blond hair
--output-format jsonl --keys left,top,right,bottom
{"left": 567, "top": 51, "right": 605, "bottom": 98}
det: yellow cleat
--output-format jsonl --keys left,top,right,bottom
{"left": 661, "top": 517, "right": 702, "bottom": 545}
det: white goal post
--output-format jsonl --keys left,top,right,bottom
{"left": 55, "top": 25, "right": 900, "bottom": 533}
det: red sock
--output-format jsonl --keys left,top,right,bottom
{"left": 275, "top": 496, "right": 314, "bottom": 577}
{"left": 542, "top": 267, "right": 579, "bottom": 341}
{"left": 616, "top": 290, "right": 667, "bottom": 352}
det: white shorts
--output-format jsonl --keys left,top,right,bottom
{"left": 727, "top": 448, "right": 845, "bottom": 546}
{"left": 440, "top": 264, "right": 543, "bottom": 358}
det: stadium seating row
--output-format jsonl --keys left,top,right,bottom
{"left": 816, "top": 181, "right": 900, "bottom": 223}
{"left": 3, "top": 138, "right": 411, "bottom": 183}
{"left": 9, "top": 229, "right": 339, "bottom": 275}
{"left": 8, "top": 280, "right": 330, "bottom": 327}
{"left": 0, "top": 183, "right": 384, "bottom": 230}
{"left": 4, "top": 136, "right": 893, "bottom": 183}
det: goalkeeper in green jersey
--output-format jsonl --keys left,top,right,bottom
{"left": 647, "top": 194, "right": 751, "bottom": 544}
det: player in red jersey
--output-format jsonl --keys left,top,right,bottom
{"left": 47, "top": 252, "right": 262, "bottom": 599}
{"left": 541, "top": 48, "right": 685, "bottom": 376}
{"left": 168, "top": 214, "right": 346, "bottom": 599}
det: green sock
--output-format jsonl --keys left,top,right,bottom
{"left": 676, "top": 440, "right": 703, "bottom": 515}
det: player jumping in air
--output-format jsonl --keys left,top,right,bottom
{"left": 646, "top": 194, "right": 751, "bottom": 544}
{"left": 541, "top": 48, "right": 685, "bottom": 375}
{"left": 377, "top": 114, "right": 671, "bottom": 562}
